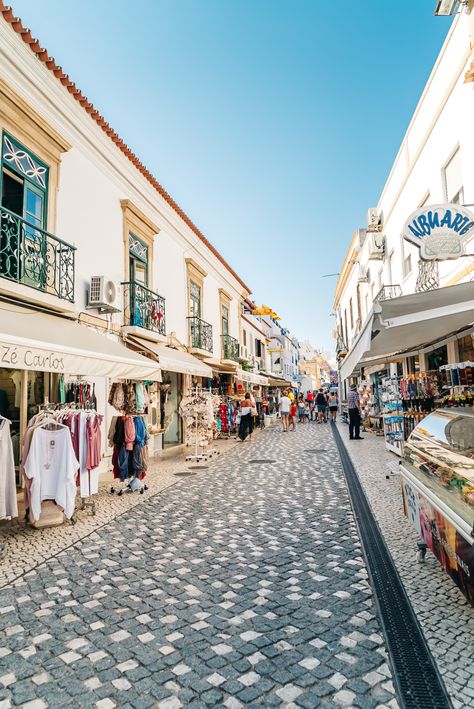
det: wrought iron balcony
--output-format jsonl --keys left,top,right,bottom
{"left": 222, "top": 334, "right": 239, "bottom": 361}
{"left": 122, "top": 280, "right": 166, "bottom": 336}
{"left": 374, "top": 284, "right": 402, "bottom": 303}
{"left": 0, "top": 205, "right": 75, "bottom": 302}
{"left": 187, "top": 316, "right": 213, "bottom": 353}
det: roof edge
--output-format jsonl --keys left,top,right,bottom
{"left": 0, "top": 1, "right": 251, "bottom": 294}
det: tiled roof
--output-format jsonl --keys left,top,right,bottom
{"left": 0, "top": 1, "right": 251, "bottom": 294}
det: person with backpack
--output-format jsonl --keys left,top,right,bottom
{"left": 315, "top": 388, "right": 327, "bottom": 423}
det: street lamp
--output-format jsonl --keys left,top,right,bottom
{"left": 433, "top": 0, "right": 459, "bottom": 15}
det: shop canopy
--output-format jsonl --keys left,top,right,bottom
{"left": 236, "top": 368, "right": 269, "bottom": 386}
{"left": 267, "top": 375, "right": 293, "bottom": 387}
{"left": 340, "top": 282, "right": 474, "bottom": 382}
{"left": 127, "top": 336, "right": 213, "bottom": 378}
{"left": 0, "top": 304, "right": 161, "bottom": 380}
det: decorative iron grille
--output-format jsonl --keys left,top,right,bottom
{"left": 416, "top": 260, "right": 439, "bottom": 292}
{"left": 122, "top": 280, "right": 166, "bottom": 336}
{"left": 0, "top": 206, "right": 75, "bottom": 302}
{"left": 222, "top": 334, "right": 239, "bottom": 361}
{"left": 187, "top": 316, "right": 213, "bottom": 353}
{"left": 374, "top": 284, "right": 402, "bottom": 303}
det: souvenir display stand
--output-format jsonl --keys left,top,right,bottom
{"left": 377, "top": 366, "right": 474, "bottom": 457}
{"left": 180, "top": 388, "right": 219, "bottom": 463}
{"left": 400, "top": 408, "right": 474, "bottom": 606}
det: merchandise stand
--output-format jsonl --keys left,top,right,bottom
{"left": 180, "top": 387, "right": 220, "bottom": 463}
{"left": 31, "top": 404, "right": 103, "bottom": 520}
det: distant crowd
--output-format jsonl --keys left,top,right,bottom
{"left": 278, "top": 389, "right": 338, "bottom": 432}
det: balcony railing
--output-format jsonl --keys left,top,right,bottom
{"left": 0, "top": 205, "right": 76, "bottom": 302}
{"left": 187, "top": 316, "right": 213, "bottom": 353}
{"left": 222, "top": 334, "right": 239, "bottom": 361}
{"left": 122, "top": 280, "right": 166, "bottom": 336}
{"left": 374, "top": 284, "right": 402, "bottom": 303}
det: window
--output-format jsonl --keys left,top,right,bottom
{"left": 1, "top": 132, "right": 49, "bottom": 285}
{"left": 344, "top": 309, "right": 348, "bottom": 348}
{"left": 402, "top": 253, "right": 412, "bottom": 279}
{"left": 189, "top": 281, "right": 201, "bottom": 318}
{"left": 349, "top": 299, "right": 354, "bottom": 329}
{"left": 243, "top": 329, "right": 247, "bottom": 346}
{"left": 129, "top": 233, "right": 148, "bottom": 286}
{"left": 443, "top": 148, "right": 463, "bottom": 203}
{"left": 221, "top": 304, "right": 229, "bottom": 336}
{"left": 365, "top": 293, "right": 369, "bottom": 316}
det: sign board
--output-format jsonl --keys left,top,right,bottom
{"left": 403, "top": 203, "right": 474, "bottom": 260}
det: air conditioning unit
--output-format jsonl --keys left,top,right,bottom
{"left": 367, "top": 208, "right": 381, "bottom": 231}
{"left": 357, "top": 265, "right": 368, "bottom": 283}
{"left": 367, "top": 233, "right": 385, "bottom": 260}
{"left": 88, "top": 276, "right": 121, "bottom": 313}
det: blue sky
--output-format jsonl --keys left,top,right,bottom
{"left": 11, "top": 0, "right": 452, "bottom": 352}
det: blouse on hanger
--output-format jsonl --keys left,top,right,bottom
{"left": 0, "top": 420, "right": 17, "bottom": 520}
{"left": 24, "top": 426, "right": 79, "bottom": 521}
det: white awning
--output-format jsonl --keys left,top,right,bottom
{"left": 340, "top": 282, "right": 474, "bottom": 381}
{"left": 236, "top": 368, "right": 269, "bottom": 386}
{"left": 127, "top": 337, "right": 213, "bottom": 378}
{"left": 0, "top": 304, "right": 161, "bottom": 380}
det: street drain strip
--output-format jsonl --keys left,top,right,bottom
{"left": 188, "top": 466, "right": 209, "bottom": 470}
{"left": 331, "top": 424, "right": 451, "bottom": 709}
{"left": 249, "top": 460, "right": 276, "bottom": 464}
{"left": 174, "top": 472, "right": 197, "bottom": 477}
{"left": 304, "top": 448, "right": 326, "bottom": 453}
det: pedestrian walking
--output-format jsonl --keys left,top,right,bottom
{"left": 248, "top": 392, "right": 257, "bottom": 441}
{"left": 315, "top": 388, "right": 327, "bottom": 423}
{"left": 328, "top": 391, "right": 338, "bottom": 423}
{"left": 348, "top": 385, "right": 363, "bottom": 440}
{"left": 289, "top": 400, "right": 297, "bottom": 430}
{"left": 297, "top": 395, "right": 306, "bottom": 423}
{"left": 238, "top": 393, "right": 253, "bottom": 441}
{"left": 279, "top": 390, "right": 291, "bottom": 432}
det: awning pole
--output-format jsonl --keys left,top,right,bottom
{"left": 20, "top": 369, "right": 28, "bottom": 489}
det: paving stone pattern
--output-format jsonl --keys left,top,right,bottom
{"left": 0, "top": 424, "right": 398, "bottom": 708}
{"left": 339, "top": 422, "right": 474, "bottom": 709}
{"left": 0, "top": 438, "right": 239, "bottom": 589}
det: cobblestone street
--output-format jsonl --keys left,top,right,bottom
{"left": 0, "top": 424, "right": 398, "bottom": 709}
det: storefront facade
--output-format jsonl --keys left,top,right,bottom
{"left": 334, "top": 9, "right": 474, "bottom": 408}
{"left": 0, "top": 8, "right": 251, "bottom": 535}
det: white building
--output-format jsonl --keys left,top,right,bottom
{"left": 0, "top": 6, "right": 254, "bottom": 463}
{"left": 334, "top": 5, "right": 474, "bottom": 399}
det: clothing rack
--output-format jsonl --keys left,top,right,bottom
{"left": 26, "top": 406, "right": 102, "bottom": 520}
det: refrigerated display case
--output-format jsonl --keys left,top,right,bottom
{"left": 400, "top": 408, "right": 474, "bottom": 606}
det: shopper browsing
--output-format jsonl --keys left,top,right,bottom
{"left": 348, "top": 385, "right": 363, "bottom": 440}
{"left": 238, "top": 393, "right": 253, "bottom": 441}
{"left": 279, "top": 391, "right": 291, "bottom": 432}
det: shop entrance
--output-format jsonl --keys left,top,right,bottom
{"left": 163, "top": 372, "right": 181, "bottom": 446}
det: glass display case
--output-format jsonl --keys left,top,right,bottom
{"left": 400, "top": 408, "right": 474, "bottom": 606}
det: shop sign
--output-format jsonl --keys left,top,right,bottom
{"left": 401, "top": 476, "right": 474, "bottom": 606}
{"left": 403, "top": 203, "right": 474, "bottom": 260}
{"left": 0, "top": 343, "right": 65, "bottom": 372}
